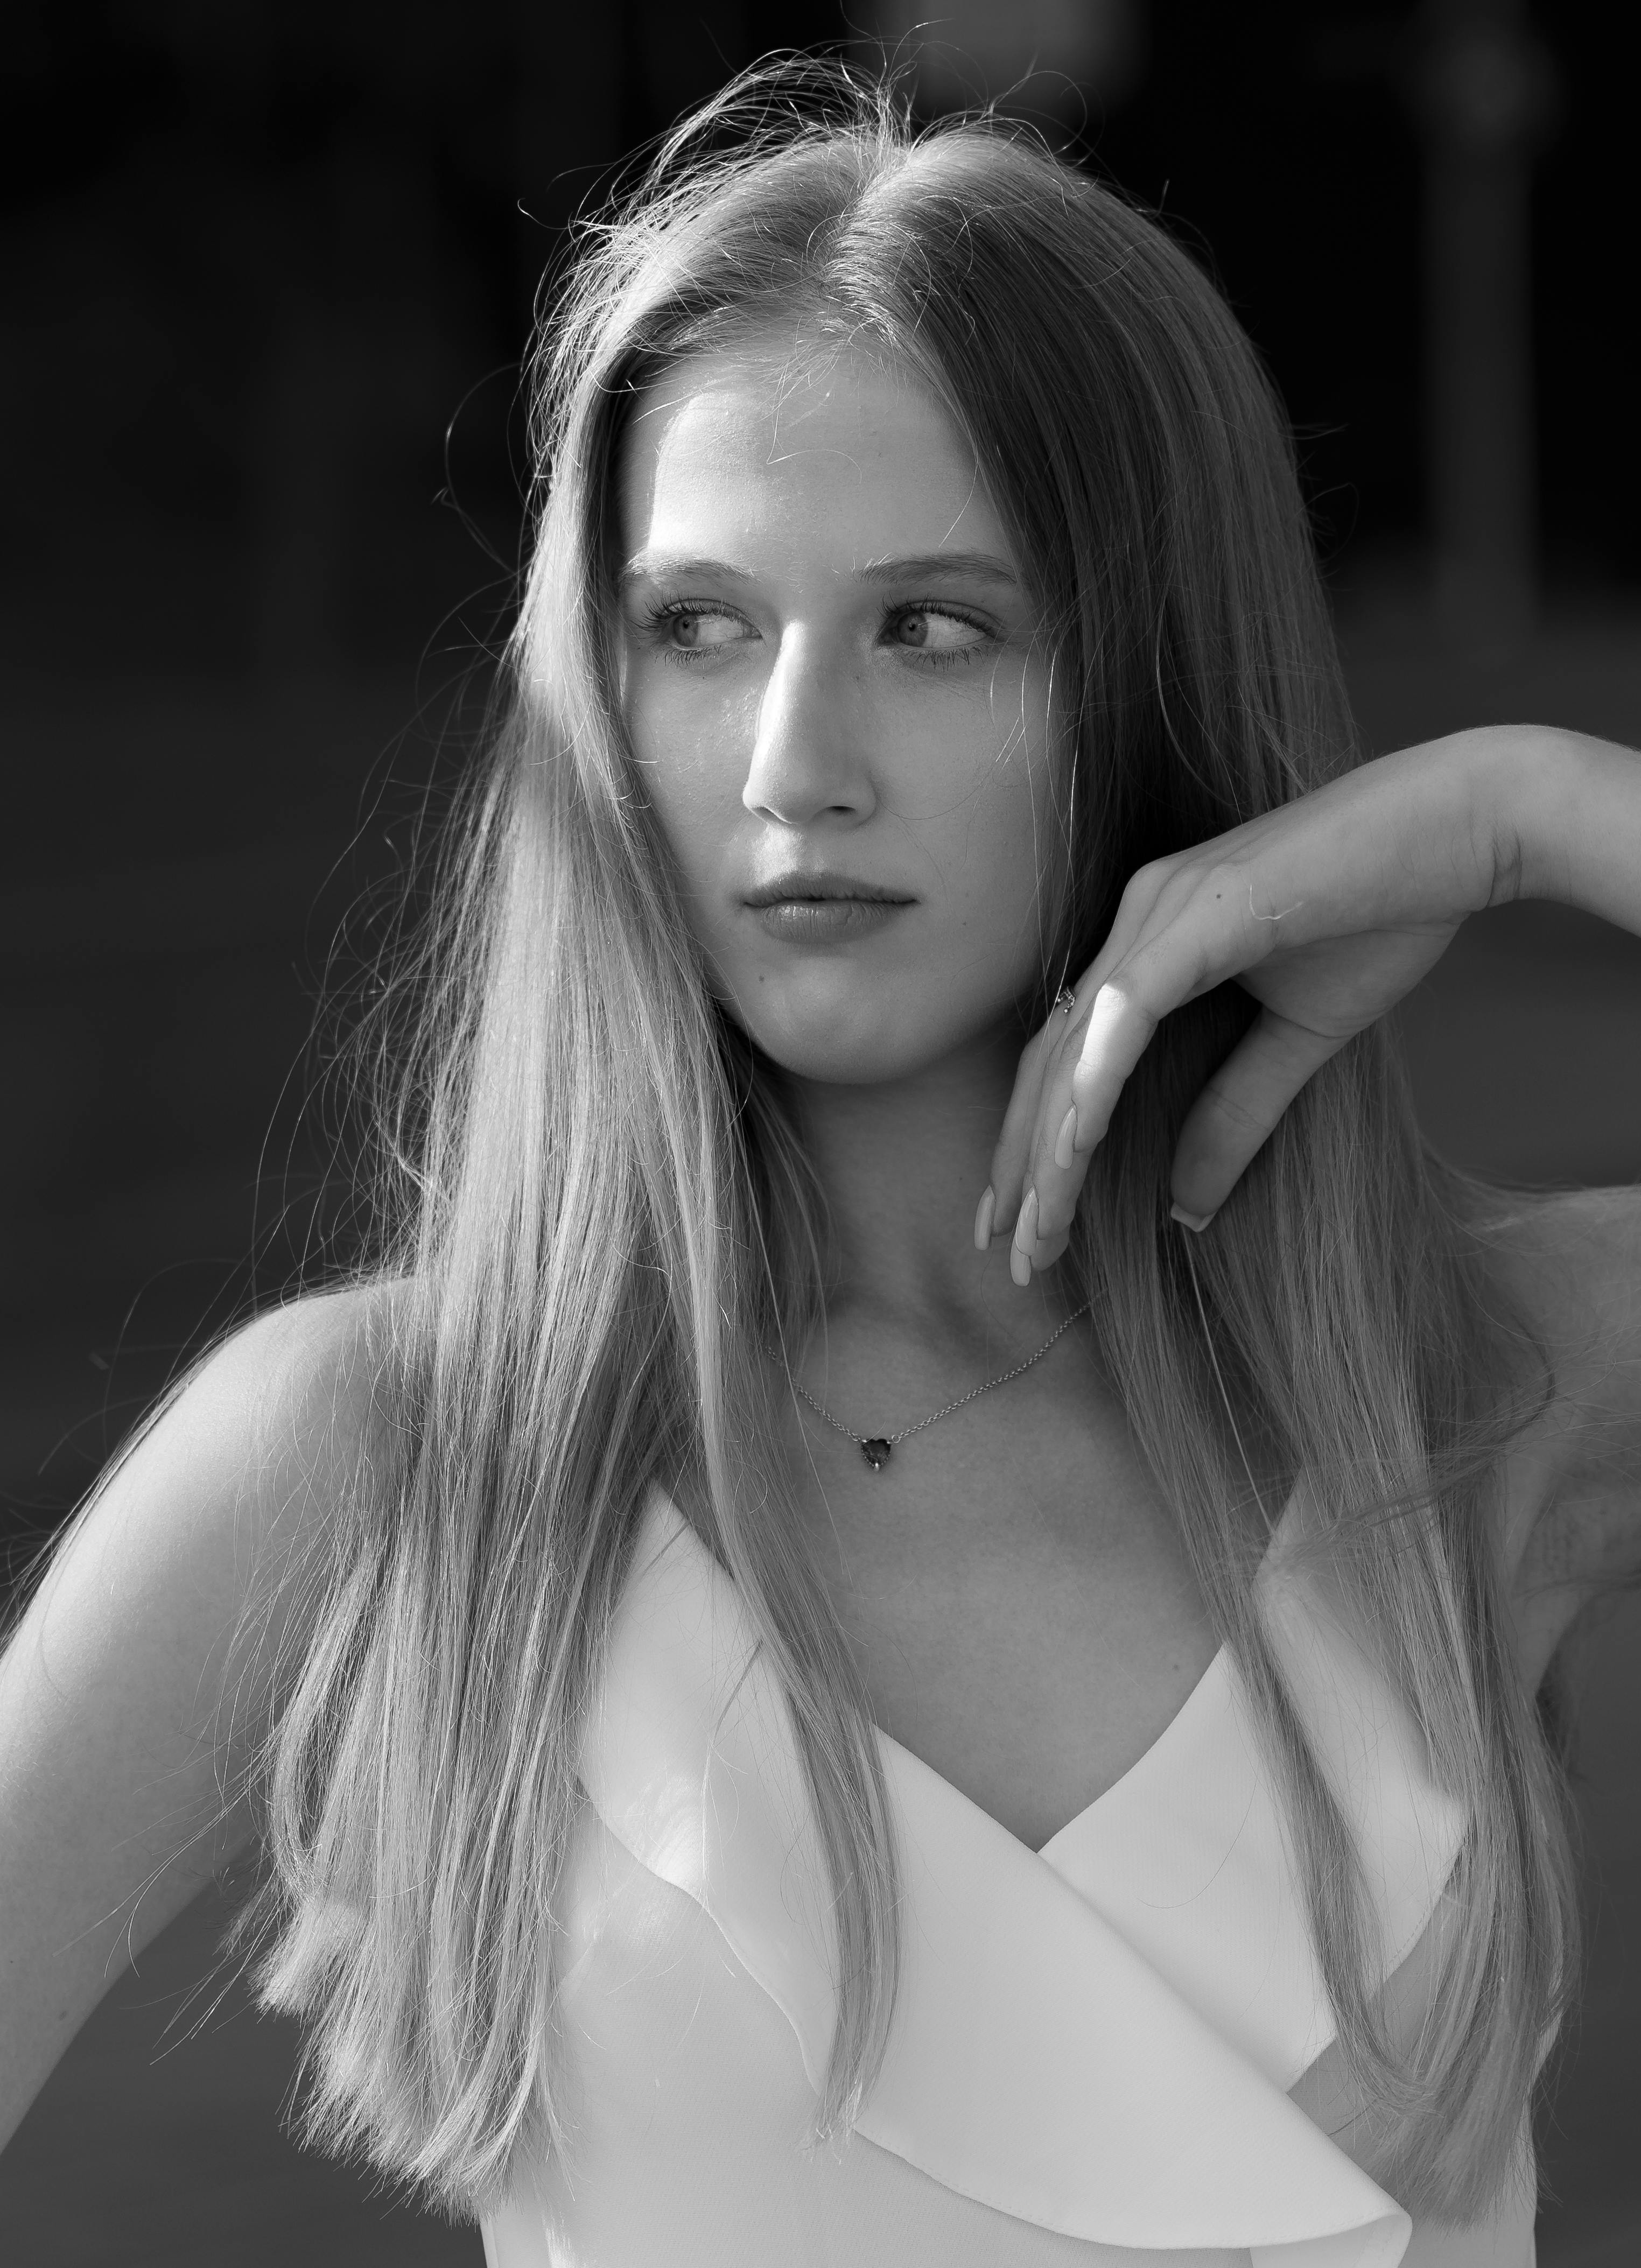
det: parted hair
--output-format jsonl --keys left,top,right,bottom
{"left": 71, "top": 53, "right": 1588, "bottom": 2230}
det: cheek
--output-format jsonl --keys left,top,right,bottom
{"left": 916, "top": 673, "right": 1058, "bottom": 896}
{"left": 626, "top": 668, "right": 691, "bottom": 784}
{"left": 944, "top": 676, "right": 1071, "bottom": 952}
{"left": 629, "top": 654, "right": 763, "bottom": 758}
{"left": 628, "top": 678, "right": 749, "bottom": 866}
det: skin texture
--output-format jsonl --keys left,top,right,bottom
{"left": 618, "top": 335, "right": 1084, "bottom": 1372}
{"left": 611, "top": 334, "right": 1635, "bottom": 1833}
{"left": 615, "top": 333, "right": 1548, "bottom": 1327}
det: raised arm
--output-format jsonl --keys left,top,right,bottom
{"left": 1460, "top": 729, "right": 1641, "bottom": 1633}
{"left": 0, "top": 1286, "right": 387, "bottom": 2157}
{"left": 1506, "top": 725, "right": 1641, "bottom": 933}
{"left": 981, "top": 718, "right": 1641, "bottom": 1642}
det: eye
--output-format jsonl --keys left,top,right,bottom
{"left": 888, "top": 606, "right": 992, "bottom": 663}
{"left": 648, "top": 601, "right": 756, "bottom": 659}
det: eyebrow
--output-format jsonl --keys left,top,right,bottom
{"left": 859, "top": 550, "right": 1021, "bottom": 587}
{"left": 618, "top": 547, "right": 1022, "bottom": 590}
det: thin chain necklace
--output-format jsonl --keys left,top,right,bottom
{"left": 791, "top": 1300, "right": 1092, "bottom": 1472}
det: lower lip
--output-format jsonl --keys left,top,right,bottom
{"left": 747, "top": 899, "right": 913, "bottom": 942}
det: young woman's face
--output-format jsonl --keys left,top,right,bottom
{"left": 616, "top": 338, "right": 1060, "bottom": 1085}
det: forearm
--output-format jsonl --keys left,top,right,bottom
{"left": 1497, "top": 725, "right": 1641, "bottom": 934}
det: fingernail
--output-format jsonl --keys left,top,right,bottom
{"left": 1170, "top": 1201, "right": 1215, "bottom": 1233}
{"left": 974, "top": 1186, "right": 995, "bottom": 1250}
{"left": 1010, "top": 1240, "right": 1033, "bottom": 1287}
{"left": 1054, "top": 1106, "right": 1078, "bottom": 1170}
{"left": 1014, "top": 1185, "right": 1038, "bottom": 1246}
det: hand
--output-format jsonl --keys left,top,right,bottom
{"left": 981, "top": 730, "right": 1530, "bottom": 1283}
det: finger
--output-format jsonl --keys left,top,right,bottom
{"left": 1011, "top": 1215, "right": 1071, "bottom": 1284}
{"left": 1056, "top": 859, "right": 1296, "bottom": 1170}
{"left": 1016, "top": 1086, "right": 1096, "bottom": 1255}
{"left": 1001, "top": 1181, "right": 1075, "bottom": 1286}
{"left": 1008, "top": 978, "right": 1160, "bottom": 1265}
{"left": 1011, "top": 993, "right": 1129, "bottom": 1280}
{"left": 986, "top": 1012, "right": 1075, "bottom": 1238}
{"left": 1015, "top": 984, "right": 1146, "bottom": 1244}
{"left": 1169, "top": 1006, "right": 1355, "bottom": 1219}
{"left": 1002, "top": 884, "right": 1193, "bottom": 1262}
{"left": 1067, "top": 981, "right": 1161, "bottom": 1151}
{"left": 989, "top": 859, "right": 1196, "bottom": 1258}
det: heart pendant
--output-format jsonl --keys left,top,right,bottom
{"left": 860, "top": 1438, "right": 893, "bottom": 1472}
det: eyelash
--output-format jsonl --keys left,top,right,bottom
{"left": 641, "top": 599, "right": 993, "bottom": 670}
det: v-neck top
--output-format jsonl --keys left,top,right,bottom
{"left": 479, "top": 1481, "right": 1541, "bottom": 2268}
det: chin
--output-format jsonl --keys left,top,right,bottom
{"left": 734, "top": 1001, "right": 990, "bottom": 1089}
{"left": 710, "top": 943, "right": 1028, "bottom": 1084}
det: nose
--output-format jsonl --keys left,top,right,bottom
{"left": 741, "top": 626, "right": 876, "bottom": 827}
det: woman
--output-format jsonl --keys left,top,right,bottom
{"left": 4, "top": 55, "right": 1640, "bottom": 2268}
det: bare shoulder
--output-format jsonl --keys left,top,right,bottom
{"left": 159, "top": 1279, "right": 411, "bottom": 1687}
{"left": 1485, "top": 1186, "right": 1641, "bottom": 1684}
{"left": 181, "top": 1279, "right": 406, "bottom": 1522}
{"left": 5, "top": 1275, "right": 409, "bottom": 1757}
{"left": 73, "top": 1281, "right": 404, "bottom": 1614}
{"left": 0, "top": 1279, "right": 409, "bottom": 2146}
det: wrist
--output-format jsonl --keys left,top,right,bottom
{"left": 1490, "top": 724, "right": 1641, "bottom": 931}
{"left": 1475, "top": 724, "right": 1574, "bottom": 909}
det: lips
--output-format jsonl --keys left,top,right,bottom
{"left": 744, "top": 895, "right": 912, "bottom": 942}
{"left": 742, "top": 871, "right": 914, "bottom": 907}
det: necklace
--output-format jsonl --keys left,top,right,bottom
{"left": 791, "top": 1300, "right": 1093, "bottom": 1472}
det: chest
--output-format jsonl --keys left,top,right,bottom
{"left": 781, "top": 1372, "right": 1229, "bottom": 1851}
{"left": 780, "top": 1366, "right": 1567, "bottom": 1856}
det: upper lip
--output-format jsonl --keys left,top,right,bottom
{"left": 743, "top": 870, "right": 915, "bottom": 907}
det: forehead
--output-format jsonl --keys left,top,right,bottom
{"left": 615, "top": 338, "right": 1009, "bottom": 568}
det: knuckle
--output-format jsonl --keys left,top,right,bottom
{"left": 1202, "top": 1078, "right": 1277, "bottom": 1140}
{"left": 1124, "top": 853, "right": 1177, "bottom": 897}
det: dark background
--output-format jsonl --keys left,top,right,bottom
{"left": 3, "top": 3, "right": 1641, "bottom": 2262}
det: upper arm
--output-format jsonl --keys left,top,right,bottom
{"left": 0, "top": 1283, "right": 393, "bottom": 2157}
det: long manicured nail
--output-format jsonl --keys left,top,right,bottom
{"left": 1013, "top": 1186, "right": 1039, "bottom": 1260}
{"left": 1054, "top": 1106, "right": 1078, "bottom": 1170}
{"left": 974, "top": 1186, "right": 995, "bottom": 1249}
{"left": 1010, "top": 1238, "right": 1033, "bottom": 1287}
{"left": 1170, "top": 1201, "right": 1215, "bottom": 1233}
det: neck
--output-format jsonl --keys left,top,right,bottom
{"left": 779, "top": 1017, "right": 1087, "bottom": 1364}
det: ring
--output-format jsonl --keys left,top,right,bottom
{"left": 1054, "top": 986, "right": 1076, "bottom": 1015}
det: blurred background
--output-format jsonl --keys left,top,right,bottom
{"left": 2, "top": 2, "right": 1639, "bottom": 2260}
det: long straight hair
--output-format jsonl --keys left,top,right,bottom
{"left": 188, "top": 57, "right": 1576, "bottom": 2229}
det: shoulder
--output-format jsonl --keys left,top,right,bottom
{"left": 194, "top": 1277, "right": 408, "bottom": 1477}
{"left": 118, "top": 1279, "right": 408, "bottom": 1571}
{"left": 0, "top": 1278, "right": 412, "bottom": 2125}
{"left": 140, "top": 1281, "right": 415, "bottom": 1754}
{"left": 183, "top": 1279, "right": 413, "bottom": 1627}
{"left": 1485, "top": 1187, "right": 1641, "bottom": 1683}
{"left": 9, "top": 1277, "right": 410, "bottom": 1743}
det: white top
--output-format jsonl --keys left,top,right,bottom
{"left": 480, "top": 1483, "right": 1539, "bottom": 2268}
